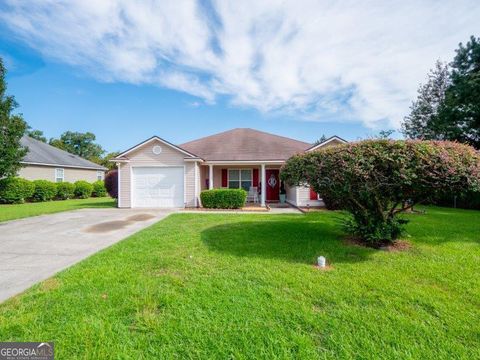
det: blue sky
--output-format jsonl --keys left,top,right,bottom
{"left": 1, "top": 1, "right": 479, "bottom": 153}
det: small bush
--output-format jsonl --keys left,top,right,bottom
{"left": 104, "top": 170, "right": 118, "bottom": 199}
{"left": 92, "top": 180, "right": 107, "bottom": 197}
{"left": 200, "top": 189, "right": 247, "bottom": 209}
{"left": 31, "top": 180, "right": 57, "bottom": 202}
{"left": 56, "top": 182, "right": 75, "bottom": 200}
{"left": 74, "top": 180, "right": 93, "bottom": 199}
{"left": 0, "top": 177, "right": 35, "bottom": 204}
{"left": 343, "top": 216, "right": 408, "bottom": 247}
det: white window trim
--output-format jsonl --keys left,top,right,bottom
{"left": 96, "top": 170, "right": 104, "bottom": 181}
{"left": 55, "top": 168, "right": 64, "bottom": 183}
{"left": 227, "top": 168, "right": 253, "bottom": 190}
{"left": 117, "top": 164, "right": 122, "bottom": 208}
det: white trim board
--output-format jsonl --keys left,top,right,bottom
{"left": 204, "top": 160, "right": 285, "bottom": 165}
{"left": 306, "top": 136, "right": 347, "bottom": 152}
{"left": 114, "top": 136, "right": 199, "bottom": 160}
{"left": 117, "top": 163, "right": 122, "bottom": 208}
{"left": 21, "top": 161, "right": 106, "bottom": 171}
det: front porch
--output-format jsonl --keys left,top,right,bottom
{"left": 199, "top": 163, "right": 286, "bottom": 207}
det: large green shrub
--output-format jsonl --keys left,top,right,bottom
{"left": 31, "top": 180, "right": 57, "bottom": 202}
{"left": 0, "top": 177, "right": 35, "bottom": 204}
{"left": 74, "top": 180, "right": 93, "bottom": 199}
{"left": 92, "top": 180, "right": 107, "bottom": 197}
{"left": 56, "top": 182, "right": 75, "bottom": 200}
{"left": 282, "top": 140, "right": 480, "bottom": 247}
{"left": 200, "top": 189, "right": 247, "bottom": 209}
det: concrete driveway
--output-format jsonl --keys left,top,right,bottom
{"left": 0, "top": 208, "right": 174, "bottom": 303}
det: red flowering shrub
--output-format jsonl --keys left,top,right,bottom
{"left": 104, "top": 169, "right": 118, "bottom": 199}
{"left": 281, "top": 140, "right": 480, "bottom": 246}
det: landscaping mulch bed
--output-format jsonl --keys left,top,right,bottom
{"left": 344, "top": 236, "right": 412, "bottom": 251}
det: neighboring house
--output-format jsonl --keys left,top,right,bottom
{"left": 18, "top": 136, "right": 107, "bottom": 183}
{"left": 112, "top": 128, "right": 346, "bottom": 209}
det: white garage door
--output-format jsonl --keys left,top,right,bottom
{"left": 132, "top": 167, "right": 184, "bottom": 208}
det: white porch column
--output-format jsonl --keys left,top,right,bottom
{"left": 208, "top": 164, "right": 214, "bottom": 190}
{"left": 261, "top": 164, "right": 266, "bottom": 206}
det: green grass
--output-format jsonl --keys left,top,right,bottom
{"left": 0, "top": 197, "right": 115, "bottom": 222}
{"left": 0, "top": 207, "right": 479, "bottom": 359}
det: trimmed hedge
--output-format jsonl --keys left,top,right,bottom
{"left": 31, "top": 180, "right": 57, "bottom": 202}
{"left": 200, "top": 189, "right": 247, "bottom": 209}
{"left": 74, "top": 181, "right": 93, "bottom": 199}
{"left": 0, "top": 177, "right": 35, "bottom": 204}
{"left": 56, "top": 182, "right": 75, "bottom": 200}
{"left": 92, "top": 180, "right": 107, "bottom": 197}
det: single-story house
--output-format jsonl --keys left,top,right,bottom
{"left": 18, "top": 136, "right": 107, "bottom": 183}
{"left": 112, "top": 128, "right": 346, "bottom": 208}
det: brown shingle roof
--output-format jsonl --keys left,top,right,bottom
{"left": 180, "top": 128, "right": 311, "bottom": 161}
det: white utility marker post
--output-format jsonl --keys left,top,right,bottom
{"left": 261, "top": 164, "right": 266, "bottom": 207}
{"left": 208, "top": 164, "right": 214, "bottom": 190}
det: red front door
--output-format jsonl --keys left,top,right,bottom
{"left": 265, "top": 169, "right": 279, "bottom": 201}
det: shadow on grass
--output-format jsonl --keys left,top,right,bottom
{"left": 201, "top": 215, "right": 375, "bottom": 265}
{"left": 403, "top": 206, "right": 480, "bottom": 245}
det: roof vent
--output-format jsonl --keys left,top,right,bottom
{"left": 152, "top": 145, "right": 162, "bottom": 155}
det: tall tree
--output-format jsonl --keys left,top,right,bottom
{"left": 402, "top": 61, "right": 450, "bottom": 140}
{"left": 100, "top": 151, "right": 120, "bottom": 170}
{"left": 26, "top": 127, "right": 47, "bottom": 142}
{"left": 374, "top": 129, "right": 395, "bottom": 139}
{"left": 0, "top": 57, "right": 27, "bottom": 178}
{"left": 49, "top": 131, "right": 105, "bottom": 161}
{"left": 437, "top": 36, "right": 480, "bottom": 148}
{"left": 312, "top": 135, "right": 327, "bottom": 146}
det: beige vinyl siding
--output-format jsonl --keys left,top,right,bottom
{"left": 117, "top": 139, "right": 196, "bottom": 208}
{"left": 185, "top": 162, "right": 196, "bottom": 207}
{"left": 118, "top": 163, "right": 131, "bottom": 208}
{"left": 18, "top": 165, "right": 103, "bottom": 183}
{"left": 213, "top": 166, "right": 223, "bottom": 188}
{"left": 194, "top": 162, "right": 201, "bottom": 206}
{"left": 321, "top": 139, "right": 344, "bottom": 148}
{"left": 296, "top": 186, "right": 325, "bottom": 207}
{"left": 285, "top": 184, "right": 297, "bottom": 206}
{"left": 64, "top": 168, "right": 103, "bottom": 183}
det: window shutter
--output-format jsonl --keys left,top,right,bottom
{"left": 221, "top": 169, "right": 228, "bottom": 187}
{"left": 253, "top": 169, "right": 259, "bottom": 186}
{"left": 310, "top": 188, "right": 318, "bottom": 200}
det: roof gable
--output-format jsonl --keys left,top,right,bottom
{"left": 114, "top": 136, "right": 200, "bottom": 160}
{"left": 305, "top": 136, "right": 347, "bottom": 152}
{"left": 21, "top": 136, "right": 106, "bottom": 170}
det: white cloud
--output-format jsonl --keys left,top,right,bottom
{"left": 1, "top": 0, "right": 479, "bottom": 128}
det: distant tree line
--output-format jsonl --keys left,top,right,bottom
{"left": 26, "top": 127, "right": 119, "bottom": 170}
{"left": 403, "top": 36, "right": 480, "bottom": 149}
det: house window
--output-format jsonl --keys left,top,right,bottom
{"left": 55, "top": 168, "right": 64, "bottom": 183}
{"left": 96, "top": 171, "right": 104, "bottom": 181}
{"left": 228, "top": 169, "right": 252, "bottom": 191}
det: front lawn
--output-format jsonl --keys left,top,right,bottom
{"left": 0, "top": 197, "right": 115, "bottom": 222}
{"left": 0, "top": 207, "right": 479, "bottom": 359}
